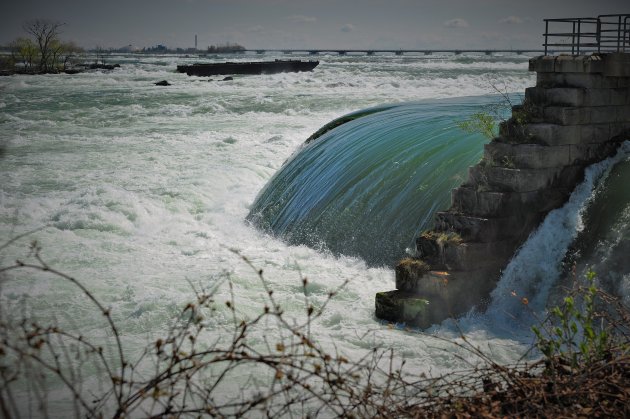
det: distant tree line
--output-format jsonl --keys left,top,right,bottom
{"left": 207, "top": 42, "right": 246, "bottom": 53}
{"left": 4, "top": 19, "right": 83, "bottom": 73}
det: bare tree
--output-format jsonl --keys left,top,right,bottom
{"left": 23, "top": 19, "right": 65, "bottom": 71}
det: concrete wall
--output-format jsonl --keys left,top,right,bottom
{"left": 375, "top": 53, "right": 630, "bottom": 328}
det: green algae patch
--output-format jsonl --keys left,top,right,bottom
{"left": 375, "top": 290, "right": 430, "bottom": 327}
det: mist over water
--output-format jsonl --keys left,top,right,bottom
{"left": 2, "top": 52, "right": 627, "bottom": 409}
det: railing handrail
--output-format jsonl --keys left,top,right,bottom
{"left": 543, "top": 14, "right": 630, "bottom": 55}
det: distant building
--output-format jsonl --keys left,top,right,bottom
{"left": 146, "top": 44, "right": 168, "bottom": 53}
{"left": 118, "top": 44, "right": 140, "bottom": 53}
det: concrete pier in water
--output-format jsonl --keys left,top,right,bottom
{"left": 375, "top": 53, "right": 630, "bottom": 328}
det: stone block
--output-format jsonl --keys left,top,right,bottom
{"left": 580, "top": 124, "right": 612, "bottom": 143}
{"left": 533, "top": 123, "right": 577, "bottom": 145}
{"left": 543, "top": 106, "right": 585, "bottom": 125}
{"left": 391, "top": 268, "right": 504, "bottom": 325}
{"left": 570, "top": 142, "right": 621, "bottom": 164}
{"left": 450, "top": 186, "right": 569, "bottom": 217}
{"left": 440, "top": 239, "right": 520, "bottom": 271}
{"left": 434, "top": 211, "right": 542, "bottom": 243}
{"left": 529, "top": 56, "right": 555, "bottom": 73}
{"left": 554, "top": 55, "right": 605, "bottom": 73}
{"left": 554, "top": 73, "right": 620, "bottom": 89}
{"left": 609, "top": 89, "right": 629, "bottom": 106}
{"left": 604, "top": 53, "right": 630, "bottom": 77}
{"left": 617, "top": 105, "right": 630, "bottom": 121}
{"left": 484, "top": 142, "right": 572, "bottom": 169}
{"left": 520, "top": 123, "right": 618, "bottom": 146}
{"left": 591, "top": 106, "right": 623, "bottom": 124}
{"left": 395, "top": 258, "right": 430, "bottom": 290}
{"left": 611, "top": 122, "right": 630, "bottom": 139}
{"left": 542, "top": 105, "right": 626, "bottom": 126}
{"left": 526, "top": 87, "right": 582, "bottom": 106}
{"left": 587, "top": 89, "right": 613, "bottom": 106}
{"left": 525, "top": 87, "right": 630, "bottom": 107}
{"left": 469, "top": 165, "right": 583, "bottom": 193}
{"left": 374, "top": 290, "right": 432, "bottom": 327}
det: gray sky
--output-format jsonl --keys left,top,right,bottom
{"left": 1, "top": 0, "right": 627, "bottom": 50}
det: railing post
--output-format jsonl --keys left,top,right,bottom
{"left": 577, "top": 19, "right": 582, "bottom": 55}
{"left": 595, "top": 16, "right": 602, "bottom": 53}
{"left": 571, "top": 21, "right": 576, "bottom": 54}
{"left": 544, "top": 20, "right": 549, "bottom": 55}
{"left": 617, "top": 15, "right": 621, "bottom": 52}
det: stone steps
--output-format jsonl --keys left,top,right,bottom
{"left": 376, "top": 53, "right": 630, "bottom": 328}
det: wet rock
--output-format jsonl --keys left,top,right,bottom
{"left": 154, "top": 80, "right": 171, "bottom": 86}
{"left": 375, "top": 291, "right": 430, "bottom": 327}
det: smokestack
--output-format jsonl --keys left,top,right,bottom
{"left": 195, "top": 34, "right": 198, "bottom": 50}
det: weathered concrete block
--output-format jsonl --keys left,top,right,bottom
{"left": 588, "top": 89, "right": 614, "bottom": 106}
{"left": 395, "top": 258, "right": 430, "bottom": 290}
{"left": 375, "top": 290, "right": 431, "bottom": 327}
{"left": 440, "top": 239, "right": 520, "bottom": 271}
{"left": 542, "top": 105, "right": 624, "bottom": 126}
{"left": 592, "top": 106, "right": 624, "bottom": 124}
{"left": 580, "top": 124, "right": 612, "bottom": 143}
{"left": 612, "top": 122, "right": 630, "bottom": 139}
{"left": 392, "top": 268, "right": 503, "bottom": 325}
{"left": 604, "top": 53, "right": 630, "bottom": 77}
{"left": 434, "top": 211, "right": 542, "bottom": 243}
{"left": 529, "top": 55, "right": 555, "bottom": 72}
{"left": 450, "top": 186, "right": 570, "bottom": 217}
{"left": 537, "top": 72, "right": 620, "bottom": 89}
{"left": 570, "top": 141, "right": 622, "bottom": 164}
{"left": 519, "top": 123, "right": 617, "bottom": 146}
{"left": 525, "top": 87, "right": 630, "bottom": 107}
{"left": 610, "top": 89, "right": 629, "bottom": 106}
{"left": 543, "top": 106, "right": 585, "bottom": 126}
{"left": 617, "top": 105, "right": 630, "bottom": 121}
{"left": 469, "top": 165, "right": 583, "bottom": 193}
{"left": 484, "top": 142, "right": 572, "bottom": 169}
{"left": 526, "top": 87, "right": 582, "bottom": 106}
{"left": 558, "top": 55, "right": 605, "bottom": 73}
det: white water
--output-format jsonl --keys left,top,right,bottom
{"left": 2, "top": 53, "right": 625, "bottom": 408}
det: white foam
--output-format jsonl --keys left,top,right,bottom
{"left": 487, "top": 141, "right": 630, "bottom": 323}
{"left": 0, "top": 54, "right": 543, "bottom": 402}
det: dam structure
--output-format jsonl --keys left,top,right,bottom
{"left": 375, "top": 14, "right": 630, "bottom": 328}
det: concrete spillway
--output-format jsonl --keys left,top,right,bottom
{"left": 375, "top": 53, "right": 630, "bottom": 328}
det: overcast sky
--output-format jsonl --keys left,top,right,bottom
{"left": 1, "top": 0, "right": 627, "bottom": 50}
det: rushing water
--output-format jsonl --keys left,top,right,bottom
{"left": 247, "top": 98, "right": 501, "bottom": 266}
{"left": 1, "top": 52, "right": 628, "bottom": 412}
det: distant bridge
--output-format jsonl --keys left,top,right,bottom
{"left": 240, "top": 49, "right": 546, "bottom": 56}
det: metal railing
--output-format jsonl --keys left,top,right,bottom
{"left": 544, "top": 14, "right": 629, "bottom": 55}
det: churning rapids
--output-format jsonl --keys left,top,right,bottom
{"left": 1, "top": 53, "right": 628, "bottom": 410}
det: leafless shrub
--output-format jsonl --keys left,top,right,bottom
{"left": 1, "top": 240, "right": 628, "bottom": 418}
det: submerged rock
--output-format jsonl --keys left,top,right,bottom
{"left": 154, "top": 80, "right": 171, "bottom": 86}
